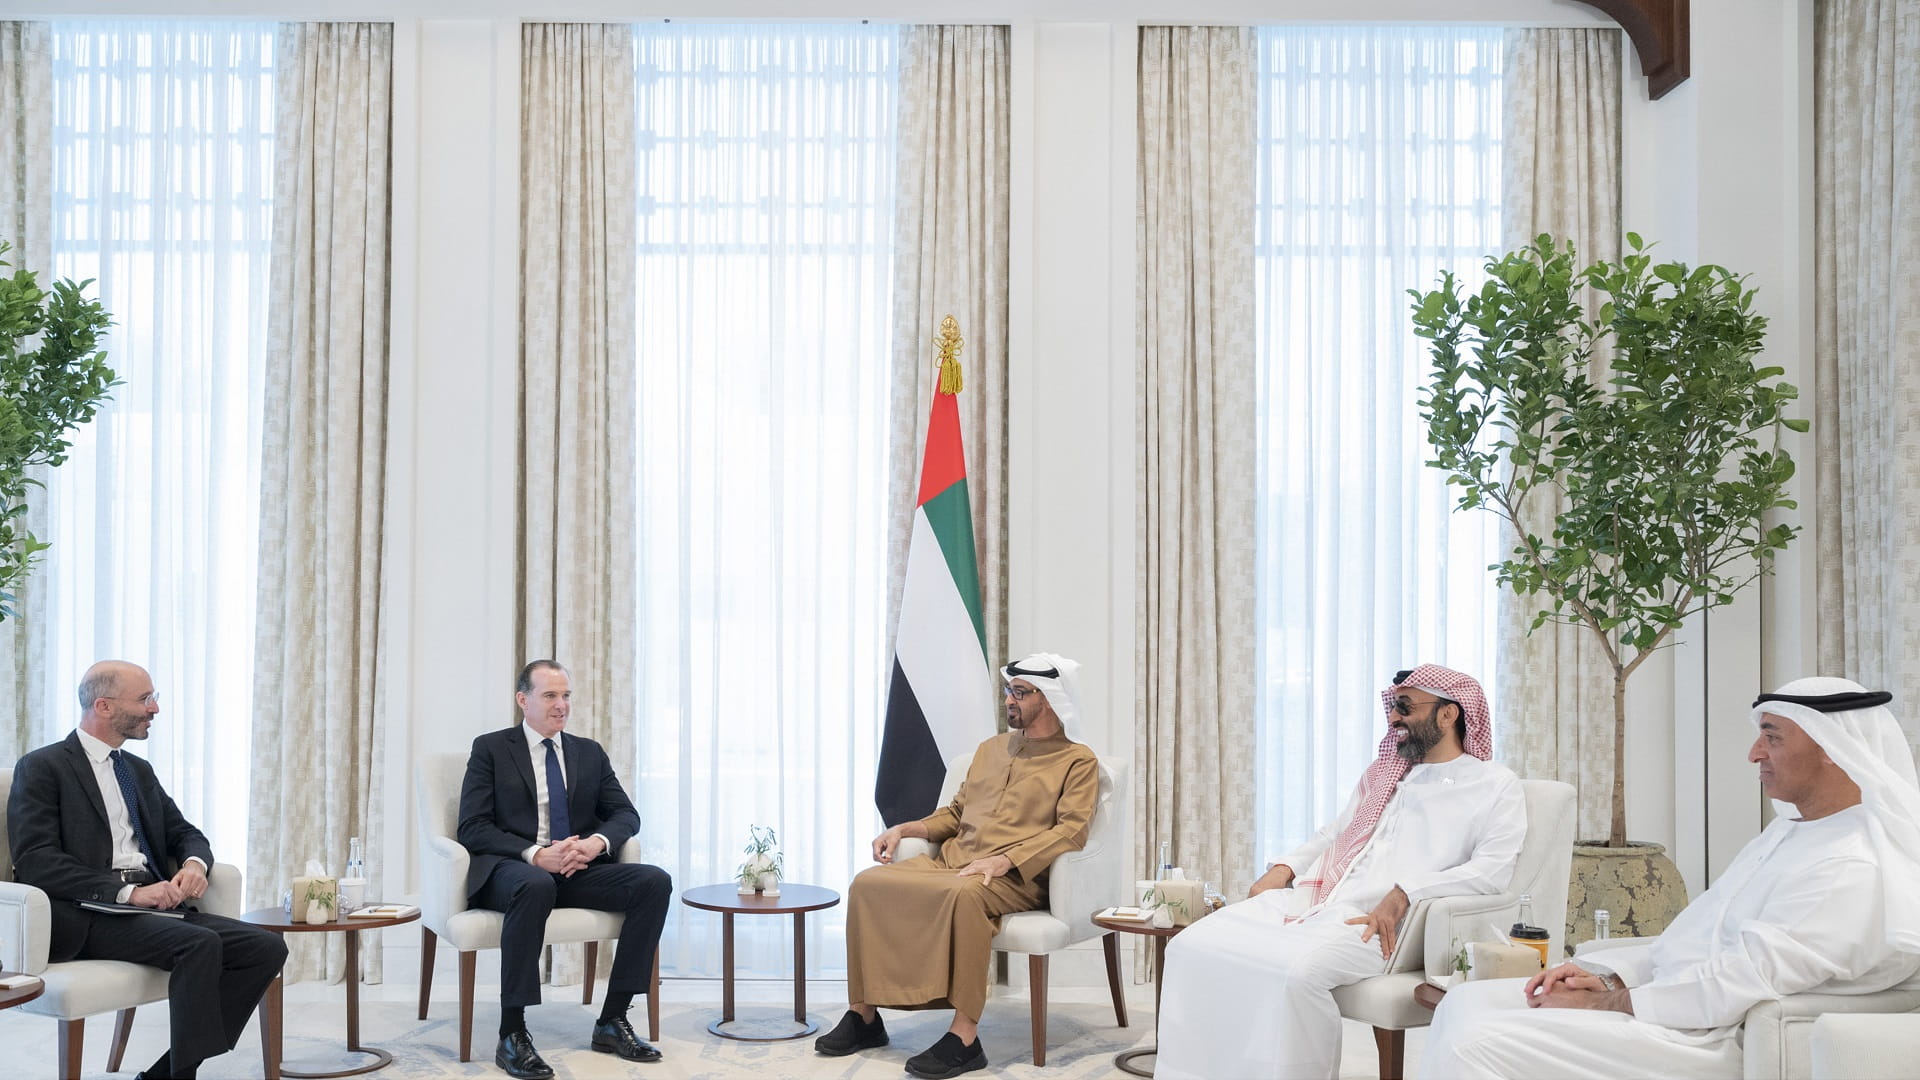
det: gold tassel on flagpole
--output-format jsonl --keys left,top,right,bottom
{"left": 935, "top": 314, "right": 965, "bottom": 395}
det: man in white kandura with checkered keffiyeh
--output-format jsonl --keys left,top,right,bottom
{"left": 1156, "top": 665, "right": 1527, "bottom": 1079}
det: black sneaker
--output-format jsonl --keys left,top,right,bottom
{"left": 904, "top": 1032, "right": 988, "bottom": 1079}
{"left": 815, "top": 1009, "right": 889, "bottom": 1056}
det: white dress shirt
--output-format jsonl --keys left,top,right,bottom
{"left": 517, "top": 723, "right": 609, "bottom": 865}
{"left": 75, "top": 727, "right": 207, "bottom": 902}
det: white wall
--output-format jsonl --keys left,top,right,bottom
{"left": 3, "top": 0, "right": 1822, "bottom": 977}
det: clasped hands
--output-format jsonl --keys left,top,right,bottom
{"left": 1524, "top": 962, "right": 1634, "bottom": 1013}
{"left": 870, "top": 824, "right": 1012, "bottom": 882}
{"left": 128, "top": 861, "right": 209, "bottom": 910}
{"left": 534, "top": 834, "right": 608, "bottom": 877}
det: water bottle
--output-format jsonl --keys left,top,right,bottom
{"left": 1593, "top": 909, "right": 1611, "bottom": 942}
{"left": 340, "top": 836, "right": 367, "bottom": 913}
{"left": 1158, "top": 841, "right": 1172, "bottom": 881}
{"left": 1509, "top": 893, "right": 1550, "bottom": 970}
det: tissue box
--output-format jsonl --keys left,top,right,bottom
{"left": 290, "top": 876, "right": 312, "bottom": 922}
{"left": 301, "top": 876, "right": 339, "bottom": 920}
{"left": 1470, "top": 940, "right": 1544, "bottom": 979}
{"left": 1156, "top": 879, "right": 1205, "bottom": 926}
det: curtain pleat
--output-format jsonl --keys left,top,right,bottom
{"left": 1497, "top": 27, "right": 1623, "bottom": 844}
{"left": 0, "top": 21, "right": 51, "bottom": 761}
{"left": 519, "top": 21, "right": 638, "bottom": 986}
{"left": 1135, "top": 24, "right": 1258, "bottom": 981}
{"left": 889, "top": 24, "right": 1010, "bottom": 680}
{"left": 248, "top": 20, "right": 393, "bottom": 985}
{"left": 1816, "top": 0, "right": 1920, "bottom": 756}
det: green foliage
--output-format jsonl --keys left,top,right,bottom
{"left": 0, "top": 242, "right": 119, "bottom": 619}
{"left": 1412, "top": 234, "right": 1802, "bottom": 844}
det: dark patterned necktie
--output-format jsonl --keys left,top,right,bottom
{"left": 542, "top": 738, "right": 572, "bottom": 842}
{"left": 109, "top": 750, "right": 162, "bottom": 879}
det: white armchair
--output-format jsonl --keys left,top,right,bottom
{"left": 414, "top": 751, "right": 659, "bottom": 1062}
{"left": 0, "top": 765, "right": 248, "bottom": 1080}
{"left": 893, "top": 751, "right": 1129, "bottom": 1067}
{"left": 1573, "top": 937, "right": 1920, "bottom": 1080}
{"left": 1330, "top": 778, "right": 1576, "bottom": 1080}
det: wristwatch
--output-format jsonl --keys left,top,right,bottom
{"left": 1595, "top": 972, "right": 1620, "bottom": 992}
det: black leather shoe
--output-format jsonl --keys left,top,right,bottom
{"left": 494, "top": 1030, "right": 555, "bottom": 1080}
{"left": 814, "top": 1008, "right": 889, "bottom": 1056}
{"left": 591, "top": 1016, "right": 663, "bottom": 1063}
{"left": 904, "top": 1032, "right": 988, "bottom": 1079}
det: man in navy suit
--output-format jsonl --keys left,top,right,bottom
{"left": 458, "top": 659, "right": 671, "bottom": 1079}
{"left": 8, "top": 660, "right": 287, "bottom": 1079}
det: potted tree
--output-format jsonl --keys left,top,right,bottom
{"left": 1412, "top": 233, "right": 1803, "bottom": 943}
{"left": 0, "top": 241, "right": 117, "bottom": 617}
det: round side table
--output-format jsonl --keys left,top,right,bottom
{"left": 1091, "top": 912, "right": 1187, "bottom": 1078}
{"left": 0, "top": 972, "right": 44, "bottom": 1011}
{"left": 680, "top": 883, "right": 840, "bottom": 1041}
{"left": 241, "top": 905, "right": 421, "bottom": 1079}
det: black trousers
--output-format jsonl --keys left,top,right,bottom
{"left": 471, "top": 859, "right": 672, "bottom": 1008}
{"left": 50, "top": 906, "right": 287, "bottom": 1071}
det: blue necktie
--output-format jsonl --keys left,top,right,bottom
{"left": 109, "top": 750, "right": 162, "bottom": 879}
{"left": 542, "top": 738, "right": 572, "bottom": 843}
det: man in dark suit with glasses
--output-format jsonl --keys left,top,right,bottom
{"left": 8, "top": 660, "right": 287, "bottom": 1079}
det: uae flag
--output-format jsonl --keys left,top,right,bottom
{"left": 874, "top": 379, "right": 993, "bottom": 826}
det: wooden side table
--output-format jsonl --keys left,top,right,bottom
{"left": 242, "top": 905, "right": 421, "bottom": 1078}
{"left": 679, "top": 883, "right": 840, "bottom": 1041}
{"left": 1091, "top": 912, "right": 1187, "bottom": 1078}
{"left": 0, "top": 972, "right": 44, "bottom": 1011}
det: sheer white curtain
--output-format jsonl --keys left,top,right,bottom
{"left": 1253, "top": 27, "right": 1504, "bottom": 857}
{"left": 630, "top": 22, "right": 899, "bottom": 980}
{"left": 46, "top": 21, "right": 274, "bottom": 873}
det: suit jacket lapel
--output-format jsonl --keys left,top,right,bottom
{"left": 59, "top": 731, "right": 113, "bottom": 835}
{"left": 505, "top": 728, "right": 540, "bottom": 811}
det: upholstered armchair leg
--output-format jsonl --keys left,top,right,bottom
{"left": 1373, "top": 1026, "right": 1405, "bottom": 1080}
{"left": 57, "top": 1018, "right": 83, "bottom": 1080}
{"left": 583, "top": 941, "right": 599, "bottom": 1005}
{"left": 1102, "top": 932, "right": 1129, "bottom": 1027}
{"left": 106, "top": 1007, "right": 136, "bottom": 1071}
{"left": 648, "top": 950, "right": 661, "bottom": 1041}
{"left": 418, "top": 927, "right": 437, "bottom": 1019}
{"left": 1028, "top": 954, "right": 1049, "bottom": 1067}
{"left": 458, "top": 950, "right": 477, "bottom": 1062}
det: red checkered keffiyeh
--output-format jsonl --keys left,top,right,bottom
{"left": 1297, "top": 664, "right": 1493, "bottom": 907}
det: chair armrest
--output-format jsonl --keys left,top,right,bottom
{"left": 200, "top": 862, "right": 243, "bottom": 918}
{"left": 1811, "top": 1013, "right": 1920, "bottom": 1080}
{"left": 1412, "top": 892, "right": 1523, "bottom": 976}
{"left": 0, "top": 881, "right": 50, "bottom": 974}
{"left": 616, "top": 836, "right": 644, "bottom": 864}
{"left": 1745, "top": 988, "right": 1920, "bottom": 1080}
{"left": 418, "top": 833, "right": 473, "bottom": 931}
{"left": 896, "top": 837, "right": 933, "bottom": 862}
{"left": 1043, "top": 839, "right": 1110, "bottom": 944}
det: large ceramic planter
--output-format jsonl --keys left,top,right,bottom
{"left": 1565, "top": 840, "right": 1688, "bottom": 955}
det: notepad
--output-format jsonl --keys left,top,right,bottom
{"left": 78, "top": 900, "right": 186, "bottom": 919}
{"left": 346, "top": 904, "right": 418, "bottom": 919}
{"left": 0, "top": 974, "right": 40, "bottom": 990}
{"left": 1097, "top": 906, "right": 1148, "bottom": 922}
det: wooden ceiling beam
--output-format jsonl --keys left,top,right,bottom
{"left": 1575, "top": 0, "right": 1691, "bottom": 99}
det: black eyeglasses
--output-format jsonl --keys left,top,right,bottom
{"left": 1391, "top": 694, "right": 1455, "bottom": 716}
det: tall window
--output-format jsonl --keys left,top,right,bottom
{"left": 630, "top": 22, "right": 899, "bottom": 979}
{"left": 47, "top": 21, "right": 274, "bottom": 872}
{"left": 1253, "top": 27, "right": 1504, "bottom": 858}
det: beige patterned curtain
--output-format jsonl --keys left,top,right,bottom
{"left": 0, "top": 22, "right": 51, "bottom": 762}
{"left": 1496, "top": 27, "right": 1623, "bottom": 843}
{"left": 889, "top": 24, "right": 1011, "bottom": 676}
{"left": 1135, "top": 25, "right": 1258, "bottom": 977}
{"left": 519, "top": 22, "right": 638, "bottom": 986}
{"left": 1816, "top": 0, "right": 1920, "bottom": 754}
{"left": 247, "top": 21, "right": 393, "bottom": 985}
